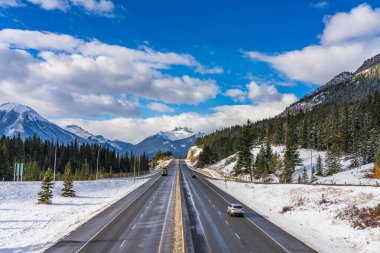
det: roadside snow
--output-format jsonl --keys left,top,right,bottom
{"left": 0, "top": 178, "right": 149, "bottom": 252}
{"left": 209, "top": 180, "right": 380, "bottom": 253}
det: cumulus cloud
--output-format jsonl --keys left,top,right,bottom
{"left": 147, "top": 102, "right": 175, "bottom": 113}
{"left": 53, "top": 79, "right": 297, "bottom": 143}
{"left": 54, "top": 101, "right": 295, "bottom": 144}
{"left": 225, "top": 89, "right": 247, "bottom": 102}
{"left": 0, "top": 29, "right": 219, "bottom": 117}
{"left": 0, "top": 0, "right": 114, "bottom": 15}
{"left": 245, "top": 4, "right": 380, "bottom": 85}
{"left": 321, "top": 4, "right": 380, "bottom": 45}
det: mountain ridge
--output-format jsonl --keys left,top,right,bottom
{"left": 284, "top": 53, "right": 380, "bottom": 115}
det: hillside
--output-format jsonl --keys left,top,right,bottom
{"left": 195, "top": 54, "right": 380, "bottom": 181}
{"left": 284, "top": 54, "right": 380, "bottom": 115}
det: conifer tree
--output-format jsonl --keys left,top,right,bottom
{"left": 269, "top": 152, "right": 279, "bottom": 174}
{"left": 326, "top": 144, "right": 341, "bottom": 175}
{"left": 302, "top": 167, "right": 309, "bottom": 183}
{"left": 315, "top": 155, "right": 324, "bottom": 176}
{"left": 310, "top": 167, "right": 317, "bottom": 183}
{"left": 0, "top": 142, "right": 10, "bottom": 180}
{"left": 25, "top": 161, "right": 40, "bottom": 181}
{"left": 38, "top": 168, "right": 54, "bottom": 204}
{"left": 234, "top": 120, "right": 254, "bottom": 179}
{"left": 297, "top": 174, "right": 301, "bottom": 184}
{"left": 61, "top": 162, "right": 75, "bottom": 197}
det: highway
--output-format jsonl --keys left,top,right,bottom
{"left": 181, "top": 160, "right": 316, "bottom": 253}
{"left": 47, "top": 161, "right": 177, "bottom": 253}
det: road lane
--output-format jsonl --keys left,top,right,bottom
{"left": 181, "top": 160, "right": 316, "bottom": 253}
{"left": 47, "top": 161, "right": 177, "bottom": 253}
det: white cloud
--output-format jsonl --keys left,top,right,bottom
{"left": 147, "top": 102, "right": 175, "bottom": 112}
{"left": 0, "top": 0, "right": 114, "bottom": 15}
{"left": 0, "top": 29, "right": 219, "bottom": 117}
{"left": 310, "top": 1, "right": 328, "bottom": 9}
{"left": 27, "top": 0, "right": 67, "bottom": 11}
{"left": 245, "top": 4, "right": 380, "bottom": 85}
{"left": 321, "top": 4, "right": 380, "bottom": 45}
{"left": 52, "top": 79, "right": 297, "bottom": 143}
{"left": 54, "top": 100, "right": 296, "bottom": 144}
{"left": 0, "top": 0, "right": 23, "bottom": 7}
{"left": 225, "top": 89, "right": 247, "bottom": 102}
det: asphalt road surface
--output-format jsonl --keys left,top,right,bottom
{"left": 46, "top": 161, "right": 177, "bottom": 253}
{"left": 181, "top": 160, "right": 316, "bottom": 253}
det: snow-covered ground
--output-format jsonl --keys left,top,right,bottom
{"left": 192, "top": 145, "right": 380, "bottom": 186}
{"left": 0, "top": 178, "right": 149, "bottom": 252}
{"left": 209, "top": 180, "right": 380, "bottom": 253}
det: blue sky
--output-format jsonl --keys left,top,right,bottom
{"left": 0, "top": 0, "right": 379, "bottom": 143}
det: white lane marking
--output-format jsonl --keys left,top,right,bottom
{"left": 132, "top": 224, "right": 136, "bottom": 230}
{"left": 208, "top": 199, "right": 211, "bottom": 203}
{"left": 75, "top": 175, "right": 161, "bottom": 253}
{"left": 235, "top": 233, "right": 240, "bottom": 240}
{"left": 120, "top": 240, "right": 126, "bottom": 248}
{"left": 225, "top": 220, "right": 229, "bottom": 225}
{"left": 218, "top": 211, "right": 221, "bottom": 215}
{"left": 212, "top": 205, "right": 215, "bottom": 208}
{"left": 140, "top": 214, "right": 143, "bottom": 218}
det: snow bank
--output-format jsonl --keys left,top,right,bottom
{"left": 0, "top": 178, "right": 148, "bottom": 252}
{"left": 209, "top": 180, "right": 380, "bottom": 253}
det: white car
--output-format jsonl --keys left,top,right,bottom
{"left": 227, "top": 203, "right": 244, "bottom": 217}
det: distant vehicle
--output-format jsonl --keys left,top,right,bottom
{"left": 161, "top": 166, "right": 168, "bottom": 176}
{"left": 191, "top": 174, "right": 196, "bottom": 178}
{"left": 227, "top": 203, "right": 244, "bottom": 217}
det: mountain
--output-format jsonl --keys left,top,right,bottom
{"left": 65, "top": 125, "right": 133, "bottom": 153}
{"left": 130, "top": 127, "right": 204, "bottom": 158}
{"left": 0, "top": 102, "right": 82, "bottom": 144}
{"left": 284, "top": 54, "right": 380, "bottom": 115}
{"left": 0, "top": 103, "right": 200, "bottom": 157}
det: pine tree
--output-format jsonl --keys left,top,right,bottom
{"left": 282, "top": 142, "right": 301, "bottom": 183}
{"left": 61, "top": 162, "right": 75, "bottom": 197}
{"left": 326, "top": 144, "right": 341, "bottom": 175}
{"left": 302, "top": 167, "right": 309, "bottom": 183}
{"left": 25, "top": 161, "right": 40, "bottom": 181}
{"left": 310, "top": 167, "right": 317, "bottom": 183}
{"left": 269, "top": 152, "right": 279, "bottom": 174}
{"left": 234, "top": 120, "right": 254, "bottom": 179}
{"left": 315, "top": 155, "right": 324, "bottom": 176}
{"left": 38, "top": 168, "right": 55, "bottom": 204}
{"left": 0, "top": 142, "right": 10, "bottom": 180}
{"left": 297, "top": 174, "right": 301, "bottom": 184}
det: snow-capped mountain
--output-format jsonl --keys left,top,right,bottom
{"left": 284, "top": 54, "right": 380, "bottom": 115}
{"left": 130, "top": 127, "right": 204, "bottom": 158}
{"left": 158, "top": 127, "right": 197, "bottom": 141}
{"left": 0, "top": 103, "right": 202, "bottom": 157}
{"left": 0, "top": 102, "right": 81, "bottom": 144}
{"left": 65, "top": 125, "right": 132, "bottom": 153}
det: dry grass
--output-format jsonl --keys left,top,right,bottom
{"left": 336, "top": 204, "right": 380, "bottom": 229}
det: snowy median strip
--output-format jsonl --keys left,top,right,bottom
{"left": 0, "top": 178, "right": 149, "bottom": 252}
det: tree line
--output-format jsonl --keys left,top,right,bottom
{"left": 0, "top": 135, "right": 149, "bottom": 181}
{"left": 197, "top": 92, "right": 380, "bottom": 181}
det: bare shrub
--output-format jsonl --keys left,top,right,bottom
{"left": 281, "top": 206, "right": 293, "bottom": 213}
{"left": 336, "top": 204, "right": 380, "bottom": 229}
